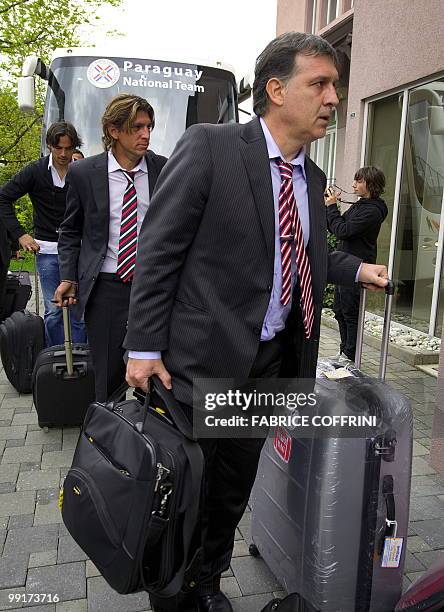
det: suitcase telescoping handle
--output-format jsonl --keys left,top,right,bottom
{"left": 34, "top": 254, "right": 39, "bottom": 317}
{"left": 62, "top": 305, "right": 74, "bottom": 376}
{"left": 354, "top": 280, "right": 395, "bottom": 381}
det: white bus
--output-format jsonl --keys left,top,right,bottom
{"left": 18, "top": 47, "right": 249, "bottom": 157}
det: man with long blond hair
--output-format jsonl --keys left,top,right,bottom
{"left": 54, "top": 93, "right": 167, "bottom": 401}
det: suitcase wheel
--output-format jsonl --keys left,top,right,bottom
{"left": 38, "top": 422, "right": 52, "bottom": 432}
{"left": 249, "top": 543, "right": 260, "bottom": 557}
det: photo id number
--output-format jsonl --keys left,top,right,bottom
{"left": 8, "top": 593, "right": 60, "bottom": 603}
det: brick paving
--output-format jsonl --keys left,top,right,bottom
{"left": 0, "top": 297, "right": 441, "bottom": 610}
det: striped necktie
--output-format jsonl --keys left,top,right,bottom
{"left": 116, "top": 170, "right": 138, "bottom": 282}
{"left": 276, "top": 159, "right": 314, "bottom": 339}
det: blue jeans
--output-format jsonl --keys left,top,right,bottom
{"left": 36, "top": 253, "right": 86, "bottom": 347}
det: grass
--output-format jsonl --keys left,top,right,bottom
{"left": 9, "top": 252, "right": 36, "bottom": 273}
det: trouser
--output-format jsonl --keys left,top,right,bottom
{"left": 84, "top": 273, "right": 132, "bottom": 402}
{"left": 332, "top": 284, "right": 361, "bottom": 361}
{"left": 36, "top": 253, "right": 86, "bottom": 346}
{"left": 150, "top": 333, "right": 284, "bottom": 612}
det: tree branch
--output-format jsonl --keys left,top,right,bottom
{"left": 0, "top": 114, "right": 42, "bottom": 157}
{"left": 0, "top": 27, "right": 47, "bottom": 51}
{"left": 0, "top": 0, "right": 34, "bottom": 15}
{"left": 0, "top": 158, "right": 32, "bottom": 164}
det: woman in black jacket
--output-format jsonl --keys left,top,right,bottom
{"left": 325, "top": 166, "right": 388, "bottom": 361}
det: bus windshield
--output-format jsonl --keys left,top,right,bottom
{"left": 44, "top": 55, "right": 237, "bottom": 157}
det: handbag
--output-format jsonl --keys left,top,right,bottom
{"left": 60, "top": 376, "right": 204, "bottom": 597}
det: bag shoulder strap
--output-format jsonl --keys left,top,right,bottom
{"left": 141, "top": 432, "right": 204, "bottom": 598}
{"left": 144, "top": 376, "right": 195, "bottom": 441}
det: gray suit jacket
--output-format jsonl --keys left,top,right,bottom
{"left": 124, "top": 118, "right": 361, "bottom": 404}
{"left": 58, "top": 150, "right": 167, "bottom": 316}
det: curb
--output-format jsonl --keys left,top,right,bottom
{"left": 321, "top": 315, "right": 439, "bottom": 366}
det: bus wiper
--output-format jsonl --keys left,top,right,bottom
{"left": 47, "top": 70, "right": 66, "bottom": 122}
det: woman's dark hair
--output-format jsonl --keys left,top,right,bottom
{"left": 354, "top": 166, "right": 386, "bottom": 199}
{"left": 45, "top": 122, "right": 82, "bottom": 148}
{"left": 253, "top": 32, "right": 338, "bottom": 116}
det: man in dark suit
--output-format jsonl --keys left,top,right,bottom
{"left": 54, "top": 93, "right": 167, "bottom": 401}
{"left": 125, "top": 33, "right": 388, "bottom": 612}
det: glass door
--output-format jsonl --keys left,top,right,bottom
{"left": 392, "top": 78, "right": 444, "bottom": 333}
{"left": 364, "top": 94, "right": 402, "bottom": 317}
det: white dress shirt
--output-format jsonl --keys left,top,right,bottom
{"left": 101, "top": 151, "right": 150, "bottom": 273}
{"left": 35, "top": 154, "right": 65, "bottom": 255}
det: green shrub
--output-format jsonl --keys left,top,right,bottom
{"left": 323, "top": 231, "right": 338, "bottom": 308}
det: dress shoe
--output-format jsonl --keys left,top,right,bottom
{"left": 198, "top": 591, "right": 233, "bottom": 612}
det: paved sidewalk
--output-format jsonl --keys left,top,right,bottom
{"left": 0, "top": 311, "right": 440, "bottom": 611}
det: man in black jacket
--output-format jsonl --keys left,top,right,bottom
{"left": 0, "top": 219, "right": 19, "bottom": 320}
{"left": 54, "top": 94, "right": 167, "bottom": 401}
{"left": 326, "top": 166, "right": 388, "bottom": 361}
{"left": 0, "top": 122, "right": 86, "bottom": 345}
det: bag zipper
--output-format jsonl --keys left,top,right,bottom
{"left": 84, "top": 432, "right": 131, "bottom": 477}
{"left": 67, "top": 467, "right": 120, "bottom": 547}
{"left": 147, "top": 450, "right": 179, "bottom": 590}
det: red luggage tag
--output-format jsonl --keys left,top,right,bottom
{"left": 273, "top": 426, "right": 292, "bottom": 463}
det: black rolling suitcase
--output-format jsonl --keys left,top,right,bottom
{"left": 0, "top": 265, "right": 44, "bottom": 393}
{"left": 0, "top": 310, "right": 45, "bottom": 393}
{"left": 33, "top": 305, "right": 95, "bottom": 428}
{"left": 60, "top": 376, "right": 204, "bottom": 598}
{"left": 251, "top": 282, "right": 413, "bottom": 612}
{"left": 2, "top": 270, "right": 32, "bottom": 320}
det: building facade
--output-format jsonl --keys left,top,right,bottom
{"left": 277, "top": 0, "right": 444, "bottom": 338}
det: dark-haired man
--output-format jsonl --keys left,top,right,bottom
{"left": 54, "top": 94, "right": 167, "bottom": 402}
{"left": 0, "top": 122, "right": 86, "bottom": 345}
{"left": 125, "top": 33, "right": 389, "bottom": 612}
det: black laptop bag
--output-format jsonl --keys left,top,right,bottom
{"left": 60, "top": 376, "right": 204, "bottom": 598}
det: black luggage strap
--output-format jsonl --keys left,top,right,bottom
{"left": 144, "top": 377, "right": 194, "bottom": 440}
{"left": 144, "top": 378, "right": 204, "bottom": 597}
{"left": 381, "top": 475, "right": 397, "bottom": 547}
{"left": 145, "top": 515, "right": 169, "bottom": 548}
{"left": 106, "top": 378, "right": 195, "bottom": 441}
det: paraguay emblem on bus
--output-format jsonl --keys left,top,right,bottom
{"left": 87, "top": 59, "right": 120, "bottom": 88}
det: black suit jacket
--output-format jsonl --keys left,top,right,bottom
{"left": 58, "top": 150, "right": 167, "bottom": 316}
{"left": 0, "top": 219, "right": 13, "bottom": 269}
{"left": 124, "top": 118, "right": 361, "bottom": 404}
